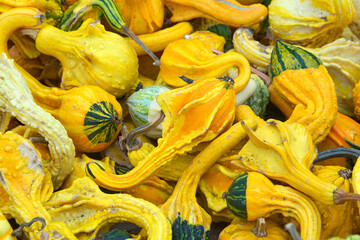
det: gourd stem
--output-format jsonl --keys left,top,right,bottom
{"left": 251, "top": 217, "right": 267, "bottom": 237}
{"left": 285, "top": 223, "right": 302, "bottom": 240}
{"left": 333, "top": 188, "right": 360, "bottom": 204}
{"left": 179, "top": 75, "right": 194, "bottom": 84}
{"left": 345, "top": 138, "right": 360, "bottom": 150}
{"left": 314, "top": 147, "right": 360, "bottom": 164}
{"left": 121, "top": 25, "right": 161, "bottom": 66}
{"left": 126, "top": 111, "right": 164, "bottom": 151}
{"left": 65, "top": 5, "right": 90, "bottom": 31}
{"left": 111, "top": 115, "right": 123, "bottom": 126}
{"left": 29, "top": 137, "right": 47, "bottom": 144}
{"left": 338, "top": 168, "right": 352, "bottom": 179}
{"left": 250, "top": 66, "right": 271, "bottom": 86}
{"left": 12, "top": 217, "right": 46, "bottom": 237}
{"left": 17, "top": 28, "right": 41, "bottom": 39}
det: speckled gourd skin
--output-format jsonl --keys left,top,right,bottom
{"left": 0, "top": 53, "right": 75, "bottom": 190}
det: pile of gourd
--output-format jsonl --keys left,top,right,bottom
{"left": 2, "top": 0, "right": 360, "bottom": 239}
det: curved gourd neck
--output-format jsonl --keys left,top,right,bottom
{"left": 0, "top": 8, "right": 44, "bottom": 55}
{"left": 274, "top": 185, "right": 321, "bottom": 240}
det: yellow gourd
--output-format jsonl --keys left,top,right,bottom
{"left": 312, "top": 165, "right": 357, "bottom": 239}
{"left": 45, "top": 177, "right": 172, "bottom": 239}
{"left": 115, "top": 0, "right": 164, "bottom": 35}
{"left": 164, "top": 0, "right": 267, "bottom": 28}
{"left": 159, "top": 38, "right": 251, "bottom": 92}
{"left": 219, "top": 218, "right": 291, "bottom": 240}
{"left": 0, "top": 53, "right": 75, "bottom": 190}
{"left": 87, "top": 76, "right": 237, "bottom": 190}
{"left": 35, "top": 18, "right": 139, "bottom": 98}
{"left": 237, "top": 119, "right": 360, "bottom": 205}
{"left": 161, "top": 119, "right": 257, "bottom": 239}
{"left": 226, "top": 172, "right": 322, "bottom": 239}
{"left": 269, "top": 0, "right": 355, "bottom": 47}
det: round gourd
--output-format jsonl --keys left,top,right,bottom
{"left": 45, "top": 86, "right": 123, "bottom": 153}
{"left": 126, "top": 85, "right": 172, "bottom": 139}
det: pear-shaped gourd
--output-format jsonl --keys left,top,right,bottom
{"left": 35, "top": 18, "right": 139, "bottom": 98}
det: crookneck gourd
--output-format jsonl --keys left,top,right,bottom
{"left": 226, "top": 172, "right": 321, "bottom": 240}
{"left": 45, "top": 177, "right": 172, "bottom": 240}
{"left": 160, "top": 119, "right": 257, "bottom": 240}
{"left": 159, "top": 38, "right": 251, "bottom": 92}
{"left": 164, "top": 0, "right": 267, "bottom": 28}
{"left": 219, "top": 217, "right": 291, "bottom": 240}
{"left": 1, "top": 10, "right": 122, "bottom": 154}
{"left": 126, "top": 21, "right": 193, "bottom": 56}
{"left": 35, "top": 18, "right": 139, "bottom": 98}
{"left": 0, "top": 131, "right": 78, "bottom": 239}
{"left": 269, "top": 40, "right": 337, "bottom": 144}
{"left": 238, "top": 119, "right": 360, "bottom": 205}
{"left": 63, "top": 154, "right": 174, "bottom": 206}
{"left": 234, "top": 28, "right": 360, "bottom": 116}
{"left": 311, "top": 165, "right": 357, "bottom": 240}
{"left": 87, "top": 76, "right": 237, "bottom": 191}
{"left": 268, "top": 0, "right": 355, "bottom": 47}
{"left": 0, "top": 0, "right": 63, "bottom": 25}
{"left": 59, "top": 0, "right": 161, "bottom": 65}
{"left": 0, "top": 53, "right": 75, "bottom": 190}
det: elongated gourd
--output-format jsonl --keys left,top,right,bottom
{"left": 226, "top": 172, "right": 322, "bottom": 240}
{"left": 164, "top": 0, "right": 267, "bottom": 28}
{"left": 159, "top": 38, "right": 251, "bottom": 92}
{"left": 87, "top": 76, "right": 237, "bottom": 190}
{"left": 160, "top": 119, "right": 257, "bottom": 240}
{"left": 45, "top": 177, "right": 172, "bottom": 239}
{"left": 238, "top": 119, "right": 360, "bottom": 205}
{"left": 126, "top": 22, "right": 193, "bottom": 56}
{"left": 35, "top": 18, "right": 139, "bottom": 98}
{"left": 0, "top": 53, "right": 75, "bottom": 190}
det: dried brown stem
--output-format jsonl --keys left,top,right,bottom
{"left": 251, "top": 217, "right": 267, "bottom": 237}
{"left": 126, "top": 111, "right": 164, "bottom": 151}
